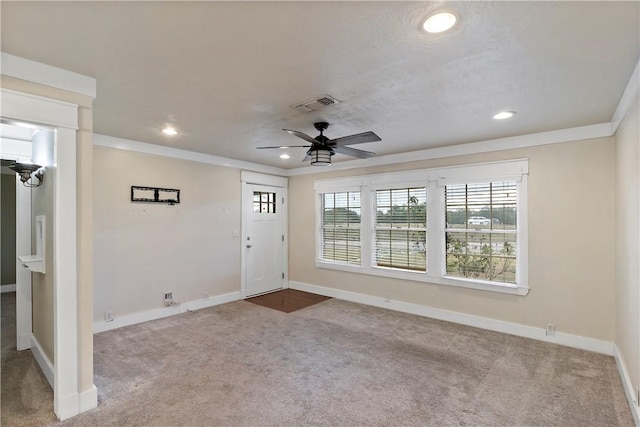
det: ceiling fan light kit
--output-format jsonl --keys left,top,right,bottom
{"left": 309, "top": 147, "right": 333, "bottom": 166}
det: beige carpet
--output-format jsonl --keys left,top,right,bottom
{"left": 2, "top": 292, "right": 634, "bottom": 426}
{"left": 1, "top": 292, "right": 56, "bottom": 427}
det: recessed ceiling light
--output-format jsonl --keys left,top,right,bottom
{"left": 423, "top": 12, "right": 457, "bottom": 33}
{"left": 493, "top": 111, "right": 516, "bottom": 120}
{"left": 280, "top": 153, "right": 291, "bottom": 159}
{"left": 162, "top": 126, "right": 178, "bottom": 136}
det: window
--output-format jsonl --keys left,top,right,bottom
{"left": 321, "top": 191, "right": 361, "bottom": 265}
{"left": 445, "top": 182, "right": 517, "bottom": 284}
{"left": 375, "top": 188, "right": 427, "bottom": 271}
{"left": 253, "top": 191, "right": 276, "bottom": 213}
{"left": 314, "top": 160, "right": 528, "bottom": 295}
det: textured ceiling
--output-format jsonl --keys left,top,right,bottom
{"left": 1, "top": 1, "right": 639, "bottom": 168}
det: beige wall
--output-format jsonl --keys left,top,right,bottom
{"left": 0, "top": 75, "right": 95, "bottom": 393}
{"left": 93, "top": 147, "right": 241, "bottom": 320}
{"left": 615, "top": 89, "right": 640, "bottom": 394}
{"left": 289, "top": 137, "right": 616, "bottom": 341}
{"left": 31, "top": 129, "right": 55, "bottom": 361}
{"left": 1, "top": 173, "right": 16, "bottom": 285}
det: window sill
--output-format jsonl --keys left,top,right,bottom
{"left": 315, "top": 260, "right": 529, "bottom": 296}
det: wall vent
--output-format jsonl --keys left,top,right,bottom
{"left": 291, "top": 94, "right": 340, "bottom": 113}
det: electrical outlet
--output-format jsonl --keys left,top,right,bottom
{"left": 164, "top": 292, "right": 173, "bottom": 302}
{"left": 545, "top": 323, "right": 555, "bottom": 336}
{"left": 104, "top": 311, "right": 113, "bottom": 322}
{"left": 384, "top": 295, "right": 391, "bottom": 303}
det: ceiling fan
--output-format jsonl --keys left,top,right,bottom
{"left": 257, "top": 122, "right": 381, "bottom": 166}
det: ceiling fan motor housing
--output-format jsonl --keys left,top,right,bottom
{"left": 313, "top": 121, "right": 330, "bottom": 132}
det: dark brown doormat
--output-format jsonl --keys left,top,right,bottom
{"left": 246, "top": 289, "right": 331, "bottom": 313}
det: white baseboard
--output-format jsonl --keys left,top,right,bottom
{"left": 1, "top": 284, "right": 16, "bottom": 293}
{"left": 31, "top": 334, "right": 97, "bottom": 419}
{"left": 30, "top": 334, "right": 54, "bottom": 389}
{"left": 614, "top": 345, "right": 640, "bottom": 426}
{"left": 289, "top": 281, "right": 614, "bottom": 356}
{"left": 56, "top": 392, "right": 81, "bottom": 421}
{"left": 93, "top": 291, "right": 242, "bottom": 334}
{"left": 79, "top": 385, "right": 98, "bottom": 413}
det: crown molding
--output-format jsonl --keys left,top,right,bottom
{"left": 286, "top": 122, "right": 613, "bottom": 176}
{"left": 1, "top": 53, "right": 96, "bottom": 99}
{"left": 95, "top": 121, "right": 612, "bottom": 178}
{"left": 611, "top": 58, "right": 640, "bottom": 134}
{"left": 93, "top": 134, "right": 288, "bottom": 176}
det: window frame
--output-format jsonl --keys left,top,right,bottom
{"left": 314, "top": 160, "right": 529, "bottom": 296}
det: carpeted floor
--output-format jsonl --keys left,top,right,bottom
{"left": 1, "top": 292, "right": 56, "bottom": 427}
{"left": 1, "top": 292, "right": 634, "bottom": 426}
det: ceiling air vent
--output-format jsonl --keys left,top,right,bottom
{"left": 291, "top": 94, "right": 340, "bottom": 113}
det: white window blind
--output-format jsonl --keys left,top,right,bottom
{"left": 445, "top": 181, "right": 517, "bottom": 283}
{"left": 374, "top": 187, "right": 427, "bottom": 272}
{"left": 321, "top": 191, "right": 361, "bottom": 265}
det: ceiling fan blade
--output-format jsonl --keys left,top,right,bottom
{"left": 283, "top": 129, "right": 318, "bottom": 144}
{"left": 302, "top": 154, "right": 311, "bottom": 162}
{"left": 256, "top": 145, "right": 311, "bottom": 149}
{"left": 330, "top": 131, "right": 381, "bottom": 146}
{"left": 333, "top": 145, "right": 375, "bottom": 159}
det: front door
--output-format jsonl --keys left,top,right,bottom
{"left": 244, "top": 184, "right": 284, "bottom": 296}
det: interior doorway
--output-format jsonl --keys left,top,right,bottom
{"left": 0, "top": 123, "right": 35, "bottom": 352}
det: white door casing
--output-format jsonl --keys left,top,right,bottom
{"left": 241, "top": 172, "right": 288, "bottom": 298}
{"left": 1, "top": 88, "right": 89, "bottom": 420}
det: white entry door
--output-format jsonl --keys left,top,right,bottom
{"left": 243, "top": 183, "right": 285, "bottom": 297}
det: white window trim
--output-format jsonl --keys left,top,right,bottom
{"left": 315, "top": 159, "right": 529, "bottom": 296}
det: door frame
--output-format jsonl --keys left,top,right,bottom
{"left": 240, "top": 171, "right": 288, "bottom": 298}
{"left": 1, "top": 88, "right": 85, "bottom": 419}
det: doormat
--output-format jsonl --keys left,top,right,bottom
{"left": 246, "top": 289, "right": 331, "bottom": 313}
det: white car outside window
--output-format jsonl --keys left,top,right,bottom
{"left": 467, "top": 216, "right": 490, "bottom": 225}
